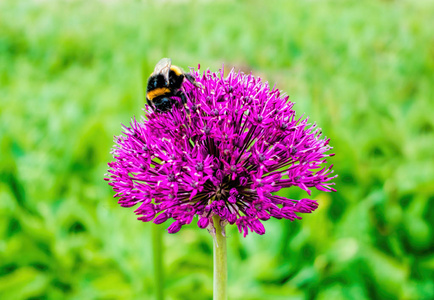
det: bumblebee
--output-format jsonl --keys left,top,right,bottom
{"left": 146, "top": 58, "right": 198, "bottom": 112}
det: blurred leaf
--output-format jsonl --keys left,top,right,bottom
{"left": 0, "top": 267, "right": 48, "bottom": 299}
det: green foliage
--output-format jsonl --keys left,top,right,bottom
{"left": 1, "top": 0, "right": 433, "bottom": 299}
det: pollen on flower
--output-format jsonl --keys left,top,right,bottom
{"left": 106, "top": 66, "right": 337, "bottom": 236}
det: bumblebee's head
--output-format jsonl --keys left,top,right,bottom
{"left": 168, "top": 69, "right": 184, "bottom": 89}
{"left": 153, "top": 96, "right": 173, "bottom": 112}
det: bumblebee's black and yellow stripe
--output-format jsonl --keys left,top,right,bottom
{"left": 146, "top": 58, "right": 197, "bottom": 112}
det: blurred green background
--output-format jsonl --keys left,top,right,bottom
{"left": 1, "top": 0, "right": 433, "bottom": 299}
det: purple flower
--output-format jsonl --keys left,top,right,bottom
{"left": 105, "top": 66, "right": 336, "bottom": 237}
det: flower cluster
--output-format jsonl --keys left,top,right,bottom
{"left": 106, "top": 66, "right": 336, "bottom": 236}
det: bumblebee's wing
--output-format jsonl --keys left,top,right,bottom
{"left": 153, "top": 58, "right": 171, "bottom": 84}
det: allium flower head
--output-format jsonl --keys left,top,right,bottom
{"left": 106, "top": 66, "right": 336, "bottom": 237}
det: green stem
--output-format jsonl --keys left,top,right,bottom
{"left": 213, "top": 216, "right": 227, "bottom": 300}
{"left": 152, "top": 224, "right": 164, "bottom": 300}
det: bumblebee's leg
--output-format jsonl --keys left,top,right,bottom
{"left": 175, "top": 91, "right": 191, "bottom": 124}
{"left": 185, "top": 74, "right": 202, "bottom": 88}
{"left": 175, "top": 90, "right": 186, "bottom": 105}
{"left": 184, "top": 74, "right": 195, "bottom": 85}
